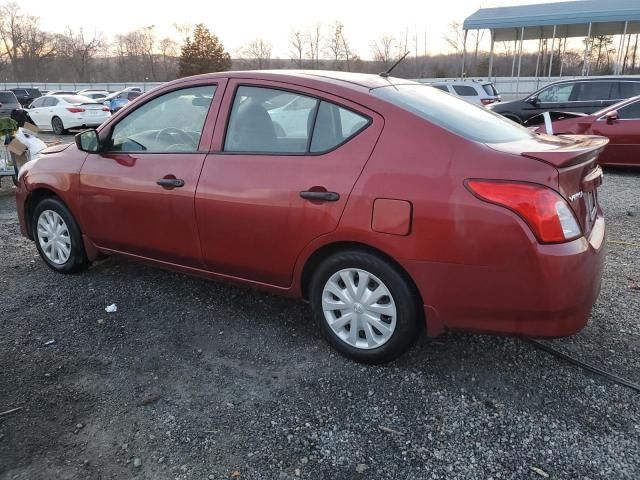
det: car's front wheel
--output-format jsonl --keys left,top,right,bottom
{"left": 32, "top": 197, "right": 90, "bottom": 273}
{"left": 310, "top": 250, "right": 421, "bottom": 363}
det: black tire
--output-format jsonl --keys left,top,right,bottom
{"left": 309, "top": 250, "right": 421, "bottom": 363}
{"left": 502, "top": 113, "right": 523, "bottom": 124}
{"left": 32, "top": 197, "right": 90, "bottom": 273}
{"left": 52, "top": 116, "right": 66, "bottom": 135}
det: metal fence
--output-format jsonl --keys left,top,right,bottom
{"left": 5, "top": 75, "right": 640, "bottom": 100}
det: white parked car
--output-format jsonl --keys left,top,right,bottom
{"left": 429, "top": 80, "right": 501, "bottom": 106}
{"left": 27, "top": 95, "right": 111, "bottom": 134}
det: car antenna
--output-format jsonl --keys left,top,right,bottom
{"left": 379, "top": 51, "right": 410, "bottom": 78}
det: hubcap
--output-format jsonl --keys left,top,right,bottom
{"left": 322, "top": 268, "right": 397, "bottom": 350}
{"left": 37, "top": 210, "right": 71, "bottom": 265}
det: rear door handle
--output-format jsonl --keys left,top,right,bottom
{"left": 157, "top": 178, "right": 185, "bottom": 188}
{"left": 300, "top": 191, "right": 340, "bottom": 202}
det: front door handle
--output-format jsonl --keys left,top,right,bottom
{"left": 157, "top": 178, "right": 185, "bottom": 188}
{"left": 300, "top": 191, "right": 340, "bottom": 202}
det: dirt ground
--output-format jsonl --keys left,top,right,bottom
{"left": 0, "top": 158, "right": 639, "bottom": 479}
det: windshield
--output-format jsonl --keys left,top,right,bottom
{"left": 372, "top": 84, "right": 533, "bottom": 143}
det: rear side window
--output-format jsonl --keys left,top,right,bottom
{"left": 572, "top": 82, "right": 614, "bottom": 101}
{"left": 452, "top": 85, "right": 477, "bottom": 97}
{"left": 615, "top": 82, "right": 640, "bottom": 99}
{"left": 43, "top": 97, "right": 59, "bottom": 107}
{"left": 310, "top": 102, "right": 368, "bottom": 152}
{"left": 537, "top": 83, "right": 574, "bottom": 102}
{"left": 482, "top": 84, "right": 498, "bottom": 96}
{"left": 617, "top": 100, "right": 640, "bottom": 119}
{"left": 224, "top": 86, "right": 369, "bottom": 154}
{"left": 372, "top": 84, "right": 533, "bottom": 143}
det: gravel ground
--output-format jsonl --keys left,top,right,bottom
{"left": 0, "top": 150, "right": 638, "bottom": 479}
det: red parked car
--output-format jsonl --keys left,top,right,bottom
{"left": 15, "top": 71, "right": 607, "bottom": 362}
{"left": 535, "top": 95, "right": 640, "bottom": 167}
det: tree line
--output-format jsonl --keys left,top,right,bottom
{"left": 0, "top": 2, "right": 638, "bottom": 84}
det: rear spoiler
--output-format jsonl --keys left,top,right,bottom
{"left": 522, "top": 135, "right": 609, "bottom": 168}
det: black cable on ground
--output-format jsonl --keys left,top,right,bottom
{"left": 523, "top": 338, "right": 640, "bottom": 394}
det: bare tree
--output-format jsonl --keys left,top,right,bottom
{"left": 239, "top": 38, "right": 272, "bottom": 69}
{"left": 159, "top": 37, "right": 178, "bottom": 80}
{"left": 443, "top": 21, "right": 465, "bottom": 55}
{"left": 56, "top": 28, "right": 102, "bottom": 81}
{"left": 371, "top": 35, "right": 396, "bottom": 67}
{"left": 290, "top": 30, "right": 305, "bottom": 68}
{"left": 326, "top": 22, "right": 345, "bottom": 66}
{"left": 306, "top": 23, "right": 322, "bottom": 69}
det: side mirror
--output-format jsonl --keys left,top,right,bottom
{"left": 75, "top": 129, "right": 100, "bottom": 153}
{"left": 605, "top": 110, "right": 618, "bottom": 124}
{"left": 527, "top": 96, "right": 539, "bottom": 105}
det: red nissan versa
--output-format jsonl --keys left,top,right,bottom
{"left": 535, "top": 95, "right": 640, "bottom": 167}
{"left": 15, "top": 71, "right": 607, "bottom": 363}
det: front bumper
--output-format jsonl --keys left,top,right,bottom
{"left": 406, "top": 215, "right": 606, "bottom": 337}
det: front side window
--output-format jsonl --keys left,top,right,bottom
{"left": 109, "top": 85, "right": 215, "bottom": 153}
{"left": 537, "top": 83, "right": 574, "bottom": 103}
{"left": 224, "top": 86, "right": 370, "bottom": 154}
{"left": 372, "top": 84, "right": 533, "bottom": 144}
{"left": 617, "top": 100, "right": 640, "bottom": 120}
{"left": 30, "top": 97, "right": 44, "bottom": 108}
{"left": 452, "top": 85, "right": 477, "bottom": 97}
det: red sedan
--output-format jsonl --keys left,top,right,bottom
{"left": 536, "top": 95, "right": 640, "bottom": 167}
{"left": 15, "top": 71, "right": 607, "bottom": 363}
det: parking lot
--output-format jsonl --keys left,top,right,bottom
{"left": 0, "top": 133, "right": 639, "bottom": 479}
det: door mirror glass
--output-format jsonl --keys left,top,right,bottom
{"left": 76, "top": 129, "right": 100, "bottom": 152}
{"left": 605, "top": 110, "right": 618, "bottom": 124}
{"left": 527, "top": 95, "right": 538, "bottom": 105}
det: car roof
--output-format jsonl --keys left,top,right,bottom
{"left": 173, "top": 70, "right": 419, "bottom": 93}
{"left": 546, "top": 76, "right": 640, "bottom": 86}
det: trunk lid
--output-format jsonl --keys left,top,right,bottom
{"left": 488, "top": 133, "right": 608, "bottom": 237}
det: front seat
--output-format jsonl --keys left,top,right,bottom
{"left": 226, "top": 100, "right": 278, "bottom": 152}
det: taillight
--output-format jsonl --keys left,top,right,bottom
{"left": 481, "top": 98, "right": 497, "bottom": 105}
{"left": 102, "top": 107, "right": 110, "bottom": 112}
{"left": 466, "top": 180, "right": 582, "bottom": 243}
{"left": 66, "top": 107, "right": 85, "bottom": 113}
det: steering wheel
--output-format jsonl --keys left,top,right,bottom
{"left": 154, "top": 127, "right": 195, "bottom": 147}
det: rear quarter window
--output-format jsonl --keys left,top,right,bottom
{"left": 372, "top": 84, "right": 533, "bottom": 144}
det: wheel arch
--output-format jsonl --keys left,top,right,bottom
{"left": 24, "top": 188, "right": 66, "bottom": 239}
{"left": 300, "top": 241, "right": 424, "bottom": 307}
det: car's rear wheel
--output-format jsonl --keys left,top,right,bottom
{"left": 52, "top": 116, "right": 66, "bottom": 135}
{"left": 310, "top": 250, "right": 421, "bottom": 363}
{"left": 32, "top": 197, "right": 89, "bottom": 273}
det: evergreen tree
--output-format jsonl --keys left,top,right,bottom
{"left": 179, "top": 24, "right": 231, "bottom": 76}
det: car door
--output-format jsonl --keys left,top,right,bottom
{"left": 27, "top": 97, "right": 46, "bottom": 126}
{"left": 78, "top": 81, "right": 225, "bottom": 268}
{"left": 591, "top": 99, "right": 640, "bottom": 166}
{"left": 195, "top": 80, "right": 383, "bottom": 287}
{"left": 42, "top": 96, "right": 61, "bottom": 129}
{"left": 567, "top": 81, "right": 615, "bottom": 113}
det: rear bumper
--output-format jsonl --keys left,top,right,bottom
{"left": 407, "top": 214, "right": 606, "bottom": 337}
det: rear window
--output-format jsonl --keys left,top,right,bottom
{"left": 372, "top": 84, "right": 533, "bottom": 144}
{"left": 0, "top": 92, "right": 17, "bottom": 103}
{"left": 483, "top": 83, "right": 498, "bottom": 96}
{"left": 452, "top": 85, "right": 477, "bottom": 97}
{"left": 61, "top": 95, "right": 94, "bottom": 104}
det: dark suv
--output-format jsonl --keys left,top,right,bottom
{"left": 0, "top": 91, "right": 22, "bottom": 117}
{"left": 10, "top": 88, "right": 41, "bottom": 107}
{"left": 488, "top": 77, "right": 640, "bottom": 124}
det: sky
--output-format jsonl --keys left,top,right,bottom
{"left": 23, "top": 0, "right": 572, "bottom": 59}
